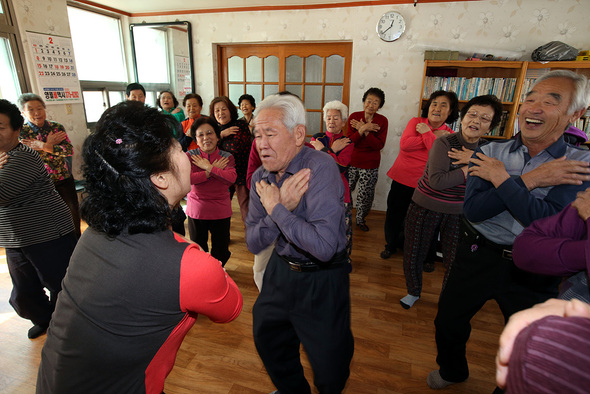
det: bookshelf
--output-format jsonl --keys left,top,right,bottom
{"left": 420, "top": 60, "right": 590, "bottom": 139}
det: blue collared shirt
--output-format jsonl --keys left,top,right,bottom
{"left": 464, "top": 135, "right": 590, "bottom": 245}
{"left": 246, "top": 146, "right": 346, "bottom": 263}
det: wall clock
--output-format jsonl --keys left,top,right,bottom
{"left": 376, "top": 11, "right": 406, "bottom": 42}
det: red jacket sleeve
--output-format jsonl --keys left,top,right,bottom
{"left": 178, "top": 243, "right": 243, "bottom": 323}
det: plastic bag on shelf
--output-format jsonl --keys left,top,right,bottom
{"left": 531, "top": 41, "right": 578, "bottom": 61}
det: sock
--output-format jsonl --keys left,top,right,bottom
{"left": 427, "top": 370, "right": 458, "bottom": 389}
{"left": 400, "top": 294, "right": 420, "bottom": 309}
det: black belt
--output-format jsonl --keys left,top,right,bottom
{"left": 278, "top": 251, "right": 348, "bottom": 272}
{"left": 461, "top": 218, "right": 513, "bottom": 260}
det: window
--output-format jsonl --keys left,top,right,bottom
{"left": 218, "top": 42, "right": 352, "bottom": 135}
{"left": 0, "top": 0, "right": 29, "bottom": 102}
{"left": 67, "top": 4, "right": 128, "bottom": 126}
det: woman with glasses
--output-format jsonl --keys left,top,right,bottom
{"left": 399, "top": 95, "right": 503, "bottom": 309}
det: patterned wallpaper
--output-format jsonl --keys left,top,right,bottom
{"left": 131, "top": 0, "right": 590, "bottom": 211}
{"left": 10, "top": 0, "right": 590, "bottom": 204}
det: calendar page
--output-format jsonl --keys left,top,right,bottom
{"left": 175, "top": 55, "right": 192, "bottom": 99}
{"left": 27, "top": 32, "right": 83, "bottom": 105}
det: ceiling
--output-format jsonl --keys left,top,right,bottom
{"left": 80, "top": 0, "right": 428, "bottom": 15}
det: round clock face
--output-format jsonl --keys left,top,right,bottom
{"left": 377, "top": 11, "right": 406, "bottom": 42}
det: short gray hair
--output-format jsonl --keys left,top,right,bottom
{"left": 532, "top": 70, "right": 590, "bottom": 114}
{"left": 322, "top": 100, "right": 348, "bottom": 123}
{"left": 17, "top": 93, "right": 46, "bottom": 110}
{"left": 253, "top": 94, "right": 306, "bottom": 132}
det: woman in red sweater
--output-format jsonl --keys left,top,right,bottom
{"left": 347, "top": 87, "right": 388, "bottom": 232}
{"left": 381, "top": 90, "right": 459, "bottom": 259}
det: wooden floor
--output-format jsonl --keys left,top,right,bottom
{"left": 0, "top": 205, "right": 505, "bottom": 393}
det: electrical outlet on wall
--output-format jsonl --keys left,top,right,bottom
{"left": 65, "top": 104, "right": 72, "bottom": 115}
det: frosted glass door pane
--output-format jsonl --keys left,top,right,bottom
{"left": 306, "top": 112, "right": 322, "bottom": 134}
{"left": 304, "top": 85, "right": 322, "bottom": 110}
{"left": 246, "top": 56, "right": 262, "bottom": 82}
{"left": 325, "top": 55, "right": 344, "bottom": 83}
{"left": 228, "top": 56, "right": 243, "bottom": 82}
{"left": 324, "top": 86, "right": 343, "bottom": 104}
{"left": 264, "top": 85, "right": 279, "bottom": 97}
{"left": 285, "top": 84, "right": 302, "bottom": 98}
{"left": 305, "top": 55, "right": 323, "bottom": 83}
{"left": 229, "top": 85, "right": 243, "bottom": 104}
{"left": 246, "top": 85, "right": 262, "bottom": 105}
{"left": 264, "top": 56, "right": 279, "bottom": 82}
{"left": 286, "top": 56, "right": 302, "bottom": 83}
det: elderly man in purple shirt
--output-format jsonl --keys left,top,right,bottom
{"left": 246, "top": 94, "right": 353, "bottom": 394}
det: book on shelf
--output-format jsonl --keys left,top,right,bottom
{"left": 423, "top": 76, "right": 517, "bottom": 102}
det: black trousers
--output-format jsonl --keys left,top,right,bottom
{"left": 54, "top": 177, "right": 81, "bottom": 238}
{"left": 253, "top": 251, "right": 354, "bottom": 394}
{"left": 6, "top": 232, "right": 77, "bottom": 327}
{"left": 434, "top": 224, "right": 560, "bottom": 382}
{"left": 383, "top": 180, "right": 415, "bottom": 252}
{"left": 187, "top": 216, "right": 231, "bottom": 265}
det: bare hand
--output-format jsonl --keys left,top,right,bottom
{"left": 496, "top": 298, "right": 590, "bottom": 389}
{"left": 211, "top": 157, "right": 229, "bottom": 170}
{"left": 46, "top": 131, "right": 67, "bottom": 145}
{"left": 310, "top": 140, "right": 324, "bottom": 151}
{"left": 349, "top": 119, "right": 363, "bottom": 130}
{"left": 468, "top": 152, "right": 510, "bottom": 187}
{"left": 256, "top": 180, "right": 281, "bottom": 214}
{"left": 171, "top": 107, "right": 182, "bottom": 114}
{"left": 433, "top": 129, "right": 451, "bottom": 138}
{"left": 191, "top": 154, "right": 212, "bottom": 171}
{"left": 520, "top": 156, "right": 590, "bottom": 191}
{"left": 416, "top": 122, "right": 431, "bottom": 135}
{"left": 21, "top": 139, "right": 45, "bottom": 150}
{"left": 279, "top": 168, "right": 311, "bottom": 211}
{"left": 571, "top": 187, "right": 590, "bottom": 221}
{"left": 0, "top": 152, "right": 7, "bottom": 169}
{"left": 220, "top": 126, "right": 239, "bottom": 139}
{"left": 448, "top": 147, "right": 474, "bottom": 165}
{"left": 360, "top": 122, "right": 380, "bottom": 135}
{"left": 331, "top": 137, "right": 351, "bottom": 153}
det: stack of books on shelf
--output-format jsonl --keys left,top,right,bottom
{"left": 423, "top": 76, "right": 517, "bottom": 102}
{"left": 573, "top": 109, "right": 590, "bottom": 136}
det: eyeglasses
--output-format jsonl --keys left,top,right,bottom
{"left": 465, "top": 111, "right": 492, "bottom": 124}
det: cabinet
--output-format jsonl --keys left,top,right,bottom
{"left": 420, "top": 60, "right": 590, "bottom": 139}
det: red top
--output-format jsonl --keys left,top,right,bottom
{"left": 387, "top": 117, "right": 453, "bottom": 188}
{"left": 346, "top": 111, "right": 388, "bottom": 169}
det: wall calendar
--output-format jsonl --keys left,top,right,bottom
{"left": 27, "top": 32, "right": 83, "bottom": 105}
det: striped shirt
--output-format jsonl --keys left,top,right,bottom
{"left": 0, "top": 143, "right": 74, "bottom": 248}
{"left": 412, "top": 132, "right": 480, "bottom": 215}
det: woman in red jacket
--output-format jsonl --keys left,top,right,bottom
{"left": 347, "top": 87, "right": 388, "bottom": 232}
{"left": 381, "top": 90, "right": 459, "bottom": 259}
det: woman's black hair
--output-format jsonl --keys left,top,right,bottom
{"left": 209, "top": 96, "right": 239, "bottom": 124}
{"left": 0, "top": 99, "right": 24, "bottom": 131}
{"left": 190, "top": 116, "right": 221, "bottom": 141}
{"left": 80, "top": 101, "right": 177, "bottom": 237}
{"left": 362, "top": 87, "right": 386, "bottom": 109}
{"left": 238, "top": 94, "right": 256, "bottom": 109}
{"left": 157, "top": 90, "right": 179, "bottom": 110}
{"left": 183, "top": 93, "right": 203, "bottom": 108}
{"left": 460, "top": 94, "right": 504, "bottom": 131}
{"left": 421, "top": 90, "right": 460, "bottom": 124}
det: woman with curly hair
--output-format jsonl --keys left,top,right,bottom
{"left": 210, "top": 96, "right": 252, "bottom": 224}
{"left": 36, "top": 101, "right": 242, "bottom": 393}
{"left": 347, "top": 87, "right": 388, "bottom": 232}
{"left": 381, "top": 90, "right": 459, "bottom": 259}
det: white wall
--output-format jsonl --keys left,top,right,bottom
{"left": 11, "top": 0, "right": 590, "bottom": 207}
{"left": 131, "top": 0, "right": 590, "bottom": 211}
{"left": 11, "top": 0, "right": 90, "bottom": 178}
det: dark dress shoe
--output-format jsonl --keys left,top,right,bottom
{"left": 28, "top": 324, "right": 48, "bottom": 339}
{"left": 380, "top": 249, "right": 394, "bottom": 259}
{"left": 357, "top": 223, "right": 369, "bottom": 232}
